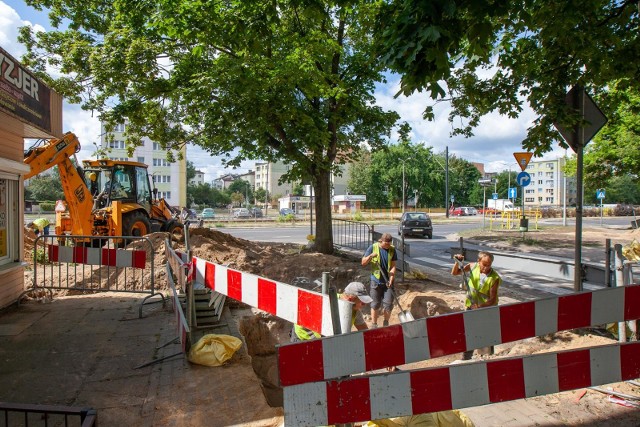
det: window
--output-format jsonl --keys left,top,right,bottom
{"left": 137, "top": 157, "right": 145, "bottom": 163}
{"left": 161, "top": 175, "right": 171, "bottom": 183}
{"left": 153, "top": 142, "right": 162, "bottom": 151}
{"left": 546, "top": 197, "right": 554, "bottom": 202}
{"left": 0, "top": 176, "right": 20, "bottom": 266}
{"left": 547, "top": 163, "right": 554, "bottom": 169}
{"left": 525, "top": 197, "right": 535, "bottom": 202}
{"left": 109, "top": 140, "right": 125, "bottom": 149}
{"left": 160, "top": 191, "right": 171, "bottom": 199}
{"left": 152, "top": 158, "right": 171, "bottom": 166}
{"left": 114, "top": 123, "right": 125, "bottom": 132}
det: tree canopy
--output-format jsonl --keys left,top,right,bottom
{"left": 20, "top": 0, "right": 399, "bottom": 253}
{"left": 377, "top": 0, "right": 640, "bottom": 156}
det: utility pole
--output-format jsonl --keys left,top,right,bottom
{"left": 445, "top": 146, "right": 449, "bottom": 218}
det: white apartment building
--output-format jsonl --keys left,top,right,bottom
{"left": 100, "top": 123, "right": 187, "bottom": 207}
{"left": 523, "top": 157, "right": 577, "bottom": 207}
{"left": 190, "top": 170, "right": 205, "bottom": 186}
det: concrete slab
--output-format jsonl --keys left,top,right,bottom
{"left": 0, "top": 311, "right": 46, "bottom": 336}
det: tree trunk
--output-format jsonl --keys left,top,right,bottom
{"left": 313, "top": 169, "right": 334, "bottom": 254}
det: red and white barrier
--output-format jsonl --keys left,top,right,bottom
{"left": 283, "top": 341, "right": 640, "bottom": 426}
{"left": 278, "top": 285, "right": 640, "bottom": 386}
{"left": 190, "top": 256, "right": 351, "bottom": 337}
{"left": 47, "top": 244, "right": 147, "bottom": 269}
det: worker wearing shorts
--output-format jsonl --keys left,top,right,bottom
{"left": 361, "top": 233, "right": 397, "bottom": 328}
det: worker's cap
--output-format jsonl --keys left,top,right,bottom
{"left": 344, "top": 282, "right": 373, "bottom": 304}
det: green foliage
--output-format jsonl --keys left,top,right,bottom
{"left": 25, "top": 168, "right": 64, "bottom": 202}
{"left": 349, "top": 141, "right": 480, "bottom": 208}
{"left": 277, "top": 213, "right": 296, "bottom": 223}
{"left": 352, "top": 211, "right": 364, "bottom": 221}
{"left": 19, "top": 0, "right": 400, "bottom": 254}
{"left": 377, "top": 1, "right": 640, "bottom": 156}
{"left": 186, "top": 161, "right": 197, "bottom": 183}
{"left": 39, "top": 202, "right": 55, "bottom": 212}
{"left": 34, "top": 247, "right": 49, "bottom": 264}
{"left": 187, "top": 183, "right": 230, "bottom": 208}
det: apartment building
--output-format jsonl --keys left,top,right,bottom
{"left": 523, "top": 157, "right": 577, "bottom": 207}
{"left": 100, "top": 123, "right": 187, "bottom": 207}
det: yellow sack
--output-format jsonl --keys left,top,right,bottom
{"left": 366, "top": 410, "right": 475, "bottom": 427}
{"left": 622, "top": 239, "right": 640, "bottom": 261}
{"left": 187, "top": 334, "right": 243, "bottom": 367}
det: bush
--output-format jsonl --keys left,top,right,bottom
{"left": 39, "top": 202, "right": 55, "bottom": 212}
{"left": 613, "top": 204, "right": 637, "bottom": 216}
{"left": 352, "top": 211, "right": 364, "bottom": 221}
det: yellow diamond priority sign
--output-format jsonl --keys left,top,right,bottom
{"left": 514, "top": 152, "right": 533, "bottom": 171}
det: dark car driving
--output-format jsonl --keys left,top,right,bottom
{"left": 398, "top": 211, "right": 433, "bottom": 239}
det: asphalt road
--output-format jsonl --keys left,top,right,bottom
{"left": 221, "top": 215, "right": 637, "bottom": 300}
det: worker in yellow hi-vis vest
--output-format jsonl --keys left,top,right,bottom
{"left": 30, "top": 218, "right": 51, "bottom": 236}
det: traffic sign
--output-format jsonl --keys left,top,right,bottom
{"left": 450, "top": 195, "right": 454, "bottom": 202}
{"left": 513, "top": 152, "right": 533, "bottom": 171}
{"left": 492, "top": 193, "right": 498, "bottom": 200}
{"left": 508, "top": 187, "right": 517, "bottom": 199}
{"left": 516, "top": 171, "right": 531, "bottom": 187}
{"left": 553, "top": 85, "right": 607, "bottom": 152}
{"left": 596, "top": 189, "right": 605, "bottom": 200}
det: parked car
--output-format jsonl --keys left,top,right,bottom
{"left": 398, "top": 211, "right": 433, "bottom": 239}
{"left": 279, "top": 208, "right": 295, "bottom": 217}
{"left": 233, "top": 208, "right": 251, "bottom": 218}
{"left": 450, "top": 207, "right": 465, "bottom": 216}
{"left": 200, "top": 208, "right": 215, "bottom": 219}
{"left": 461, "top": 206, "right": 477, "bottom": 215}
{"left": 249, "top": 207, "right": 263, "bottom": 218}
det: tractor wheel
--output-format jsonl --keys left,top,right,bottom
{"left": 162, "top": 220, "right": 184, "bottom": 242}
{"left": 123, "top": 212, "right": 151, "bottom": 238}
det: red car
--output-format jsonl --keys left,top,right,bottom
{"left": 450, "top": 207, "right": 465, "bottom": 216}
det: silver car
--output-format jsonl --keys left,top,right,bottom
{"left": 233, "top": 208, "right": 251, "bottom": 218}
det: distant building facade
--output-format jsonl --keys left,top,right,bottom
{"left": 100, "top": 122, "right": 187, "bottom": 207}
{"left": 523, "top": 157, "right": 576, "bottom": 207}
{"left": 190, "top": 170, "right": 205, "bottom": 186}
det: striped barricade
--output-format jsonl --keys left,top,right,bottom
{"left": 283, "top": 341, "right": 640, "bottom": 426}
{"left": 47, "top": 244, "right": 147, "bottom": 268}
{"left": 190, "top": 256, "right": 352, "bottom": 337}
{"left": 29, "top": 235, "right": 160, "bottom": 318}
{"left": 278, "top": 285, "right": 640, "bottom": 386}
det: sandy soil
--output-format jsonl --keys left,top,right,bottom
{"left": 21, "top": 224, "right": 640, "bottom": 425}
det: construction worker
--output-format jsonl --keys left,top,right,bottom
{"left": 452, "top": 251, "right": 502, "bottom": 359}
{"left": 30, "top": 218, "right": 51, "bottom": 236}
{"left": 290, "top": 282, "right": 372, "bottom": 342}
{"left": 361, "top": 233, "right": 397, "bottom": 328}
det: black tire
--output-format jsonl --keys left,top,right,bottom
{"left": 427, "top": 233, "right": 433, "bottom": 239}
{"left": 162, "top": 219, "right": 184, "bottom": 241}
{"left": 123, "top": 211, "right": 151, "bottom": 238}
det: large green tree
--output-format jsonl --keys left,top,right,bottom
{"left": 377, "top": 1, "right": 640, "bottom": 155}
{"left": 20, "top": 0, "right": 399, "bottom": 254}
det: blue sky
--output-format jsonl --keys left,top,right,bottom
{"left": 1, "top": 0, "right": 565, "bottom": 182}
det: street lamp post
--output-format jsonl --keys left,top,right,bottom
{"left": 400, "top": 159, "right": 409, "bottom": 214}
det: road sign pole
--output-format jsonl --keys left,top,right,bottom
{"left": 574, "top": 86, "right": 585, "bottom": 292}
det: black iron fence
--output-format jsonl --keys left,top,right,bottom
{"left": 332, "top": 219, "right": 373, "bottom": 251}
{"left": 0, "top": 402, "right": 97, "bottom": 426}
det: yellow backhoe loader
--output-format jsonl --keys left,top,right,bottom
{"left": 24, "top": 132, "right": 183, "bottom": 245}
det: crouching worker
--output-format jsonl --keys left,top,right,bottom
{"left": 290, "top": 281, "right": 372, "bottom": 342}
{"left": 30, "top": 218, "right": 51, "bottom": 237}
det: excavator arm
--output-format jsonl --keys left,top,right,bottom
{"left": 24, "top": 132, "right": 96, "bottom": 238}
